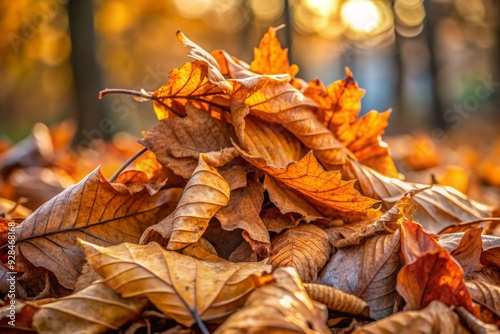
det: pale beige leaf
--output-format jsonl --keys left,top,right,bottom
{"left": 167, "top": 154, "right": 230, "bottom": 250}
{"left": 13, "top": 168, "right": 176, "bottom": 289}
{"left": 353, "top": 301, "right": 469, "bottom": 334}
{"left": 79, "top": 240, "right": 271, "bottom": 327}
{"left": 32, "top": 282, "right": 148, "bottom": 334}
{"left": 214, "top": 267, "right": 329, "bottom": 334}
{"left": 271, "top": 224, "right": 330, "bottom": 283}
{"left": 303, "top": 283, "right": 370, "bottom": 317}
{"left": 319, "top": 230, "right": 401, "bottom": 319}
{"left": 343, "top": 159, "right": 492, "bottom": 233}
{"left": 465, "top": 280, "right": 500, "bottom": 327}
{"left": 455, "top": 306, "right": 500, "bottom": 334}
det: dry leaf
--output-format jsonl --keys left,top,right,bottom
{"left": 140, "top": 103, "right": 237, "bottom": 179}
{"left": 215, "top": 175, "right": 270, "bottom": 255}
{"left": 438, "top": 228, "right": 483, "bottom": 276}
{"left": 352, "top": 301, "right": 469, "bottom": 334}
{"left": 249, "top": 25, "right": 298, "bottom": 78}
{"left": 303, "top": 283, "right": 370, "bottom": 317}
{"left": 80, "top": 240, "right": 271, "bottom": 327}
{"left": 270, "top": 224, "right": 330, "bottom": 283}
{"left": 167, "top": 153, "right": 231, "bottom": 251}
{"left": 235, "top": 148, "right": 379, "bottom": 223}
{"left": 228, "top": 241, "right": 257, "bottom": 263}
{"left": 465, "top": 280, "right": 500, "bottom": 327}
{"left": 214, "top": 267, "right": 329, "bottom": 334}
{"left": 304, "top": 69, "right": 397, "bottom": 177}
{"left": 319, "top": 229, "right": 401, "bottom": 319}
{"left": 182, "top": 238, "right": 225, "bottom": 263}
{"left": 454, "top": 307, "right": 500, "bottom": 334}
{"left": 32, "top": 282, "right": 148, "bottom": 334}
{"left": 11, "top": 168, "right": 176, "bottom": 289}
{"left": 343, "top": 159, "right": 492, "bottom": 233}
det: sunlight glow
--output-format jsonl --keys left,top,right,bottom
{"left": 341, "top": 0, "right": 381, "bottom": 34}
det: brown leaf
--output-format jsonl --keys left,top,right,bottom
{"left": 261, "top": 206, "right": 299, "bottom": 234}
{"left": 79, "top": 240, "right": 271, "bottom": 327}
{"left": 319, "top": 229, "right": 401, "bottom": 319}
{"left": 400, "top": 220, "right": 440, "bottom": 264}
{"left": 11, "top": 168, "right": 176, "bottom": 289}
{"left": 182, "top": 238, "right": 224, "bottom": 262}
{"left": 480, "top": 235, "right": 500, "bottom": 268}
{"left": 236, "top": 148, "right": 379, "bottom": 223}
{"left": 304, "top": 283, "right": 370, "bottom": 317}
{"left": 215, "top": 175, "right": 270, "bottom": 255}
{"left": 270, "top": 224, "right": 330, "bottom": 283}
{"left": 249, "top": 25, "right": 299, "bottom": 78}
{"left": 454, "top": 307, "right": 500, "bottom": 334}
{"left": 228, "top": 241, "right": 257, "bottom": 263}
{"left": 352, "top": 301, "right": 470, "bottom": 334}
{"left": 140, "top": 103, "right": 237, "bottom": 179}
{"left": 343, "top": 159, "right": 493, "bottom": 233}
{"left": 32, "top": 282, "right": 148, "bottom": 334}
{"left": 465, "top": 280, "right": 500, "bottom": 327}
{"left": 167, "top": 153, "right": 231, "bottom": 251}
{"left": 214, "top": 267, "right": 329, "bottom": 334}
{"left": 438, "top": 228, "right": 483, "bottom": 276}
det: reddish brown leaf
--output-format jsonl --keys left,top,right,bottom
{"left": 438, "top": 228, "right": 483, "bottom": 276}
{"left": 465, "top": 279, "right": 500, "bottom": 327}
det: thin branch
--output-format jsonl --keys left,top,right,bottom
{"left": 192, "top": 310, "right": 210, "bottom": 334}
{"left": 109, "top": 147, "right": 148, "bottom": 183}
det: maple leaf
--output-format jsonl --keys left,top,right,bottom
{"left": 235, "top": 146, "right": 380, "bottom": 223}
{"left": 79, "top": 240, "right": 271, "bottom": 327}
{"left": 249, "top": 25, "right": 299, "bottom": 78}
{"left": 304, "top": 68, "right": 398, "bottom": 177}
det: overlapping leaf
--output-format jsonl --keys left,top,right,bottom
{"left": 11, "top": 168, "right": 176, "bottom": 289}
{"left": 304, "top": 283, "right": 370, "bottom": 317}
{"left": 80, "top": 240, "right": 271, "bottom": 327}
{"left": 465, "top": 280, "right": 500, "bottom": 327}
{"left": 270, "top": 224, "right": 330, "bottom": 283}
{"left": 235, "top": 147, "right": 379, "bottom": 223}
{"left": 214, "top": 267, "right": 329, "bottom": 334}
{"left": 32, "top": 282, "right": 148, "bottom": 334}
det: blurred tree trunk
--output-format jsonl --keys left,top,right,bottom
{"left": 496, "top": 1, "right": 500, "bottom": 120}
{"left": 423, "top": 0, "right": 446, "bottom": 129}
{"left": 67, "top": 0, "right": 106, "bottom": 148}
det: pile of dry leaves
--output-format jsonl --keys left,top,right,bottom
{"left": 0, "top": 27, "right": 499, "bottom": 333}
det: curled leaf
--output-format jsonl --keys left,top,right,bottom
{"left": 214, "top": 267, "right": 329, "bottom": 334}
{"left": 304, "top": 283, "right": 370, "bottom": 317}
{"left": 167, "top": 153, "right": 231, "bottom": 251}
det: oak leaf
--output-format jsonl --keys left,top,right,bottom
{"left": 270, "top": 224, "right": 330, "bottom": 283}
{"left": 79, "top": 240, "right": 271, "bottom": 327}
{"left": 32, "top": 282, "right": 148, "bottom": 334}
{"left": 10, "top": 168, "right": 176, "bottom": 289}
{"left": 214, "top": 267, "right": 329, "bottom": 334}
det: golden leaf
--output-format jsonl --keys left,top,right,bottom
{"left": 303, "top": 283, "right": 370, "bottom": 317}
{"left": 214, "top": 267, "right": 329, "bottom": 333}
{"left": 79, "top": 240, "right": 271, "bottom": 327}
{"left": 270, "top": 224, "right": 330, "bottom": 283}
{"left": 167, "top": 153, "right": 231, "bottom": 251}
{"left": 32, "top": 282, "right": 148, "bottom": 334}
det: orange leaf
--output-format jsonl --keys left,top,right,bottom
{"left": 235, "top": 146, "right": 379, "bottom": 223}
{"left": 396, "top": 248, "right": 481, "bottom": 318}
{"left": 400, "top": 220, "right": 440, "bottom": 264}
{"left": 249, "top": 25, "right": 299, "bottom": 78}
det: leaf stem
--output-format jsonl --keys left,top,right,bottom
{"left": 192, "top": 310, "right": 210, "bottom": 334}
{"left": 109, "top": 147, "right": 148, "bottom": 183}
{"left": 99, "top": 88, "right": 185, "bottom": 117}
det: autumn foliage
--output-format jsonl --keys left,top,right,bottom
{"left": 0, "top": 27, "right": 499, "bottom": 333}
